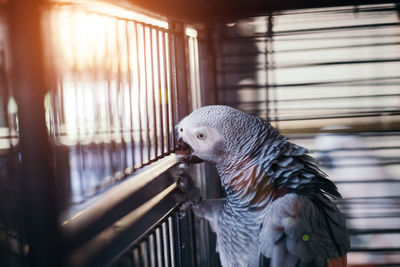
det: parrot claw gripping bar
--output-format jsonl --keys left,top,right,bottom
{"left": 176, "top": 161, "right": 202, "bottom": 206}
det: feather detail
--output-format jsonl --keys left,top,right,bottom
{"left": 177, "top": 105, "right": 349, "bottom": 267}
{"left": 260, "top": 194, "right": 349, "bottom": 267}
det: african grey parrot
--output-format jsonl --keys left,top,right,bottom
{"left": 176, "top": 105, "right": 350, "bottom": 267}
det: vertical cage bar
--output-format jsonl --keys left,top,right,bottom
{"left": 188, "top": 36, "right": 196, "bottom": 108}
{"left": 155, "top": 29, "right": 165, "bottom": 157}
{"left": 140, "top": 242, "right": 149, "bottom": 267}
{"left": 0, "top": 15, "right": 23, "bottom": 259}
{"left": 145, "top": 239, "right": 152, "bottom": 267}
{"left": 151, "top": 233, "right": 158, "bottom": 267}
{"left": 168, "top": 29, "right": 178, "bottom": 150}
{"left": 215, "top": 25, "right": 224, "bottom": 106}
{"left": 153, "top": 230, "right": 160, "bottom": 267}
{"left": 168, "top": 216, "right": 176, "bottom": 266}
{"left": 125, "top": 21, "right": 136, "bottom": 173}
{"left": 86, "top": 11, "right": 103, "bottom": 193}
{"left": 142, "top": 25, "right": 151, "bottom": 163}
{"left": 110, "top": 18, "right": 119, "bottom": 178}
{"left": 172, "top": 23, "right": 189, "bottom": 121}
{"left": 8, "top": 0, "right": 61, "bottom": 265}
{"left": 130, "top": 248, "right": 137, "bottom": 266}
{"left": 69, "top": 9, "right": 86, "bottom": 199}
{"left": 156, "top": 226, "right": 165, "bottom": 267}
{"left": 161, "top": 31, "right": 171, "bottom": 153}
{"left": 162, "top": 221, "right": 172, "bottom": 267}
{"left": 149, "top": 26, "right": 158, "bottom": 160}
{"left": 136, "top": 245, "right": 144, "bottom": 266}
{"left": 115, "top": 19, "right": 128, "bottom": 175}
{"left": 172, "top": 212, "right": 182, "bottom": 267}
{"left": 97, "top": 31, "right": 108, "bottom": 192}
{"left": 194, "top": 36, "right": 201, "bottom": 106}
{"left": 267, "top": 15, "right": 278, "bottom": 128}
{"left": 172, "top": 208, "right": 197, "bottom": 267}
{"left": 98, "top": 14, "right": 107, "bottom": 184}
{"left": 264, "top": 17, "right": 271, "bottom": 123}
{"left": 103, "top": 16, "right": 117, "bottom": 186}
{"left": 134, "top": 22, "right": 144, "bottom": 167}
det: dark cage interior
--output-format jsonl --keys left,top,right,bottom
{"left": 0, "top": 0, "right": 399, "bottom": 267}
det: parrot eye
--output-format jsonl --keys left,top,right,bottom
{"left": 196, "top": 132, "right": 206, "bottom": 140}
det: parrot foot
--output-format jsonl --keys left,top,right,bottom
{"left": 176, "top": 165, "right": 202, "bottom": 206}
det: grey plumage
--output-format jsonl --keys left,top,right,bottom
{"left": 177, "top": 105, "right": 350, "bottom": 267}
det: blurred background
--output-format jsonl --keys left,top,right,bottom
{"left": 0, "top": 0, "right": 399, "bottom": 266}
{"left": 215, "top": 6, "right": 400, "bottom": 266}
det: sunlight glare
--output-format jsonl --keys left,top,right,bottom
{"left": 45, "top": 3, "right": 170, "bottom": 147}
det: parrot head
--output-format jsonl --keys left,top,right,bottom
{"left": 177, "top": 105, "right": 271, "bottom": 164}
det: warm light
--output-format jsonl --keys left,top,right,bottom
{"left": 185, "top": 27, "right": 198, "bottom": 38}
{"left": 186, "top": 27, "right": 201, "bottom": 109}
{"left": 52, "top": 0, "right": 168, "bottom": 28}
{"left": 44, "top": 3, "right": 171, "bottom": 147}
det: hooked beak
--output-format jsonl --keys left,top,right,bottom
{"left": 178, "top": 137, "right": 192, "bottom": 151}
{"left": 177, "top": 137, "right": 204, "bottom": 164}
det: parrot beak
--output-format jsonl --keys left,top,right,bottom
{"left": 178, "top": 137, "right": 192, "bottom": 151}
{"left": 184, "top": 154, "right": 205, "bottom": 164}
{"left": 177, "top": 137, "right": 204, "bottom": 164}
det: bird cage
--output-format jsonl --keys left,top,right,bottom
{"left": 214, "top": 4, "right": 400, "bottom": 267}
{"left": 0, "top": 0, "right": 399, "bottom": 267}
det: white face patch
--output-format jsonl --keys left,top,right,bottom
{"left": 178, "top": 119, "right": 223, "bottom": 156}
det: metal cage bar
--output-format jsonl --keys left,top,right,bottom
{"left": 109, "top": 204, "right": 198, "bottom": 267}
{"left": 215, "top": 4, "right": 400, "bottom": 266}
{"left": 0, "top": 1, "right": 200, "bottom": 266}
{"left": 40, "top": 4, "right": 184, "bottom": 209}
{"left": 6, "top": 0, "right": 62, "bottom": 266}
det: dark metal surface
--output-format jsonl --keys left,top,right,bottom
{"left": 110, "top": 206, "right": 198, "bottom": 267}
{"left": 70, "top": 184, "right": 181, "bottom": 267}
{"left": 216, "top": 4, "right": 400, "bottom": 131}
{"left": 62, "top": 157, "right": 178, "bottom": 255}
{"left": 215, "top": 3, "right": 400, "bottom": 266}
{"left": 209, "top": 1, "right": 400, "bottom": 20}
{"left": 124, "top": 0, "right": 399, "bottom": 21}
{"left": 0, "top": 3, "right": 23, "bottom": 266}
{"left": 8, "top": 0, "right": 62, "bottom": 266}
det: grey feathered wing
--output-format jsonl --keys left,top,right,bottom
{"left": 259, "top": 193, "right": 350, "bottom": 267}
